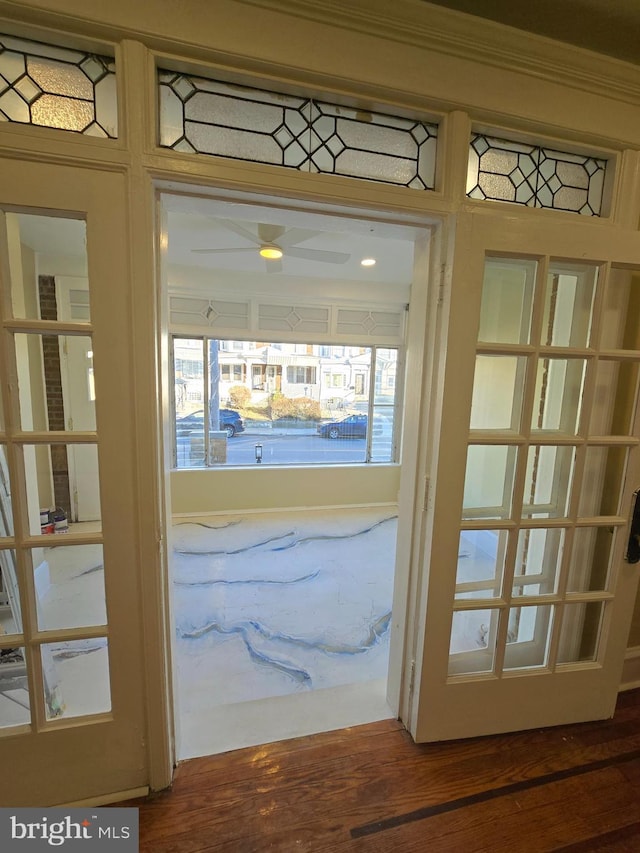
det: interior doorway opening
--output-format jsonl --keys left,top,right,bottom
{"left": 160, "top": 190, "right": 431, "bottom": 759}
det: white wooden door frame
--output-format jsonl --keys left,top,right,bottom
{"left": 158, "top": 186, "right": 438, "bottom": 748}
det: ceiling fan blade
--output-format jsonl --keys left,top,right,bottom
{"left": 277, "top": 228, "right": 327, "bottom": 249}
{"left": 218, "top": 219, "right": 261, "bottom": 245}
{"left": 191, "top": 247, "right": 255, "bottom": 255}
{"left": 286, "top": 246, "right": 350, "bottom": 264}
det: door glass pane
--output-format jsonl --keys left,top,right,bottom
{"left": 33, "top": 544, "right": 106, "bottom": 631}
{"left": 557, "top": 601, "right": 604, "bottom": 663}
{"left": 14, "top": 333, "right": 95, "bottom": 431}
{"left": 503, "top": 604, "right": 552, "bottom": 669}
{"left": 513, "top": 528, "right": 564, "bottom": 596}
{"left": 448, "top": 608, "right": 496, "bottom": 675}
{"left": 523, "top": 445, "right": 574, "bottom": 518}
{"left": 532, "top": 358, "right": 586, "bottom": 434}
{"left": 542, "top": 263, "right": 597, "bottom": 348}
{"left": 43, "top": 637, "right": 111, "bottom": 720}
{"left": 0, "top": 446, "right": 14, "bottom": 537}
{"left": 470, "top": 356, "right": 526, "bottom": 430}
{"left": 566, "top": 528, "right": 612, "bottom": 592}
{"left": 0, "top": 550, "right": 20, "bottom": 632}
{"left": 456, "top": 529, "right": 507, "bottom": 598}
{"left": 589, "top": 360, "right": 639, "bottom": 436}
{"left": 7, "top": 213, "right": 89, "bottom": 321}
{"left": 0, "top": 642, "right": 30, "bottom": 728}
{"left": 599, "top": 267, "right": 640, "bottom": 349}
{"left": 24, "top": 444, "right": 101, "bottom": 535}
{"left": 0, "top": 545, "right": 27, "bottom": 727}
{"left": 463, "top": 445, "right": 516, "bottom": 520}
{"left": 579, "top": 446, "right": 627, "bottom": 516}
{"left": 478, "top": 258, "right": 537, "bottom": 344}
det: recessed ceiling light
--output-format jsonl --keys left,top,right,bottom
{"left": 361, "top": 257, "right": 376, "bottom": 267}
{"left": 259, "top": 244, "right": 283, "bottom": 260}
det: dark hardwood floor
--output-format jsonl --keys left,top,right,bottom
{"left": 125, "top": 689, "right": 640, "bottom": 852}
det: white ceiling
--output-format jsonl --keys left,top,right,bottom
{"left": 163, "top": 194, "right": 420, "bottom": 288}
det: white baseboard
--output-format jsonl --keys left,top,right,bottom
{"left": 63, "top": 786, "right": 149, "bottom": 807}
{"left": 172, "top": 502, "right": 398, "bottom": 519}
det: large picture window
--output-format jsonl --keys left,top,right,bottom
{"left": 172, "top": 338, "right": 400, "bottom": 467}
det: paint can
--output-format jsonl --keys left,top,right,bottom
{"left": 40, "top": 508, "right": 54, "bottom": 534}
{"left": 52, "top": 508, "right": 69, "bottom": 534}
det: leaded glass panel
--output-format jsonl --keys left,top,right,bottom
{"left": 0, "top": 34, "right": 116, "bottom": 137}
{"left": 158, "top": 70, "right": 438, "bottom": 190}
{"left": 467, "top": 134, "right": 607, "bottom": 216}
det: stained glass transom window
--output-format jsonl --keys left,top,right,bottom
{"left": 0, "top": 34, "right": 117, "bottom": 138}
{"left": 467, "top": 134, "right": 607, "bottom": 216}
{"left": 159, "top": 72, "right": 438, "bottom": 190}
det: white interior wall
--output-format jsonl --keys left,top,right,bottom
{"left": 171, "top": 464, "right": 400, "bottom": 515}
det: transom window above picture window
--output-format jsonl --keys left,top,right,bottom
{"left": 172, "top": 337, "right": 400, "bottom": 468}
{"left": 158, "top": 70, "right": 438, "bottom": 190}
{"left": 467, "top": 133, "right": 608, "bottom": 216}
{"left": 0, "top": 33, "right": 117, "bottom": 137}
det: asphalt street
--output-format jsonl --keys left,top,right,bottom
{"left": 176, "top": 432, "right": 393, "bottom": 466}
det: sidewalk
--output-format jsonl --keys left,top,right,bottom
{"left": 243, "top": 419, "right": 318, "bottom": 436}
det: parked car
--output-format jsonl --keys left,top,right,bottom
{"left": 317, "top": 413, "right": 368, "bottom": 439}
{"left": 176, "top": 409, "right": 244, "bottom": 438}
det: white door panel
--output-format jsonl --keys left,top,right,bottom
{"left": 411, "top": 212, "right": 640, "bottom": 741}
{"left": 0, "top": 161, "right": 148, "bottom": 805}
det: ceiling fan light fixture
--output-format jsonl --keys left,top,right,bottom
{"left": 259, "top": 244, "right": 283, "bottom": 260}
{"left": 361, "top": 257, "right": 376, "bottom": 267}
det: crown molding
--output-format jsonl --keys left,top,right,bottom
{"left": 2, "top": 0, "right": 640, "bottom": 110}
{"left": 237, "top": 0, "right": 640, "bottom": 106}
{"left": 2, "top": 0, "right": 639, "bottom": 108}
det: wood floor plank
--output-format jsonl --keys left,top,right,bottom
{"left": 118, "top": 689, "right": 640, "bottom": 853}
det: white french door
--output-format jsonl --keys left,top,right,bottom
{"left": 0, "top": 161, "right": 149, "bottom": 805}
{"left": 410, "top": 211, "right": 640, "bottom": 741}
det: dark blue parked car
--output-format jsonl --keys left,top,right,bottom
{"left": 317, "top": 413, "right": 368, "bottom": 439}
{"left": 176, "top": 409, "right": 244, "bottom": 438}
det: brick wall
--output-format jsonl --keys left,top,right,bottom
{"left": 38, "top": 276, "right": 71, "bottom": 520}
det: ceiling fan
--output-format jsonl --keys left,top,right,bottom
{"left": 192, "top": 220, "right": 351, "bottom": 272}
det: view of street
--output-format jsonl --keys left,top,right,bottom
{"left": 176, "top": 430, "right": 386, "bottom": 466}
{"left": 173, "top": 338, "right": 398, "bottom": 467}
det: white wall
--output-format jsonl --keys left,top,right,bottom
{"left": 171, "top": 464, "right": 400, "bottom": 515}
